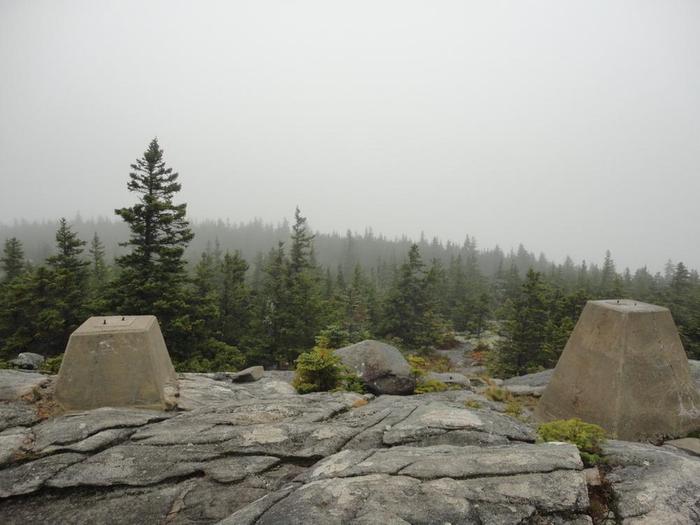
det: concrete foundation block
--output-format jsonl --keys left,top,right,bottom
{"left": 535, "top": 300, "right": 700, "bottom": 441}
{"left": 55, "top": 316, "right": 178, "bottom": 411}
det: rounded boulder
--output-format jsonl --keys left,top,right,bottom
{"left": 335, "top": 340, "right": 416, "bottom": 395}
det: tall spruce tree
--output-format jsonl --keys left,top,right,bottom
{"left": 112, "top": 138, "right": 194, "bottom": 359}
{"left": 87, "top": 232, "right": 109, "bottom": 312}
{"left": 46, "top": 218, "right": 90, "bottom": 352}
{"left": 1, "top": 238, "right": 25, "bottom": 283}
{"left": 283, "top": 207, "right": 322, "bottom": 362}
{"left": 490, "top": 269, "right": 550, "bottom": 377}
{"left": 219, "top": 251, "right": 250, "bottom": 348}
{"left": 381, "top": 244, "right": 446, "bottom": 349}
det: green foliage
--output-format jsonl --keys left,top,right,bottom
{"left": 0, "top": 219, "right": 88, "bottom": 357}
{"left": 41, "top": 354, "right": 63, "bottom": 374}
{"left": 316, "top": 323, "right": 350, "bottom": 350}
{"left": 408, "top": 355, "right": 428, "bottom": 378}
{"left": 380, "top": 244, "right": 451, "bottom": 350}
{"left": 292, "top": 346, "right": 344, "bottom": 394}
{"left": 504, "top": 399, "right": 523, "bottom": 417}
{"left": 87, "top": 233, "right": 110, "bottom": 313}
{"left": 414, "top": 379, "right": 449, "bottom": 394}
{"left": 464, "top": 399, "right": 482, "bottom": 409}
{"left": 111, "top": 138, "right": 194, "bottom": 361}
{"left": 408, "top": 353, "right": 452, "bottom": 378}
{"left": 488, "top": 269, "right": 586, "bottom": 377}
{"left": 484, "top": 385, "right": 512, "bottom": 403}
{"left": 6, "top": 187, "right": 700, "bottom": 371}
{"left": 339, "top": 372, "right": 366, "bottom": 394}
{"left": 537, "top": 418, "right": 607, "bottom": 466}
{"left": 1, "top": 237, "right": 25, "bottom": 283}
{"left": 258, "top": 209, "right": 324, "bottom": 367}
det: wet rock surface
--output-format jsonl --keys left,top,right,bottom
{"left": 0, "top": 370, "right": 698, "bottom": 524}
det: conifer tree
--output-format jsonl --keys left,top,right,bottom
{"left": 219, "top": 251, "right": 250, "bottom": 347}
{"left": 260, "top": 242, "right": 291, "bottom": 365}
{"left": 87, "top": 232, "right": 109, "bottom": 312}
{"left": 381, "top": 244, "right": 446, "bottom": 349}
{"left": 1, "top": 238, "right": 25, "bottom": 283}
{"left": 490, "top": 269, "right": 549, "bottom": 377}
{"left": 111, "top": 138, "right": 194, "bottom": 359}
{"left": 46, "top": 218, "right": 90, "bottom": 351}
{"left": 283, "top": 207, "right": 322, "bottom": 362}
{"left": 599, "top": 250, "right": 617, "bottom": 297}
{"left": 1, "top": 219, "right": 88, "bottom": 357}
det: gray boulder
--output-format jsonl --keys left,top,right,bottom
{"left": 214, "top": 366, "right": 264, "bottom": 383}
{"left": 9, "top": 353, "right": 44, "bottom": 370}
{"left": 335, "top": 340, "right": 416, "bottom": 395}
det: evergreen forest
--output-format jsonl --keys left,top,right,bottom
{"left": 2, "top": 139, "right": 699, "bottom": 377}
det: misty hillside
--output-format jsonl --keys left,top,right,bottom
{"left": 0, "top": 214, "right": 677, "bottom": 281}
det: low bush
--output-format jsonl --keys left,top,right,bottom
{"left": 484, "top": 386, "right": 512, "bottom": 403}
{"left": 537, "top": 418, "right": 607, "bottom": 466}
{"left": 470, "top": 341, "right": 490, "bottom": 365}
{"left": 41, "top": 354, "right": 63, "bottom": 374}
{"left": 340, "top": 372, "right": 366, "bottom": 394}
{"left": 408, "top": 355, "right": 428, "bottom": 378}
{"left": 504, "top": 399, "right": 523, "bottom": 417}
{"left": 293, "top": 346, "right": 344, "bottom": 394}
{"left": 174, "top": 340, "right": 244, "bottom": 373}
{"left": 414, "top": 379, "right": 449, "bottom": 394}
{"left": 408, "top": 353, "right": 453, "bottom": 376}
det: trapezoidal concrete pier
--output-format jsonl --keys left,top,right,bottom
{"left": 55, "top": 315, "right": 178, "bottom": 411}
{"left": 535, "top": 299, "right": 700, "bottom": 441}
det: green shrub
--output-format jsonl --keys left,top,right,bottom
{"left": 340, "top": 372, "right": 366, "bottom": 394}
{"left": 174, "top": 340, "right": 244, "bottom": 373}
{"left": 414, "top": 379, "right": 449, "bottom": 394}
{"left": 464, "top": 399, "right": 482, "bottom": 409}
{"left": 293, "top": 346, "right": 344, "bottom": 394}
{"left": 484, "top": 386, "right": 512, "bottom": 403}
{"left": 505, "top": 399, "right": 523, "bottom": 417}
{"left": 408, "top": 355, "right": 428, "bottom": 378}
{"left": 537, "top": 418, "right": 607, "bottom": 466}
{"left": 41, "top": 354, "right": 63, "bottom": 374}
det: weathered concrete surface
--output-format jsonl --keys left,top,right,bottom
{"left": 536, "top": 300, "right": 700, "bottom": 441}
{"left": 1, "top": 369, "right": 699, "bottom": 524}
{"left": 55, "top": 316, "right": 179, "bottom": 411}
{"left": 335, "top": 340, "right": 416, "bottom": 395}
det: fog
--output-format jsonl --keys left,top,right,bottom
{"left": 1, "top": 0, "right": 699, "bottom": 271}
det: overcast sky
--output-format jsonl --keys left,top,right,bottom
{"left": 1, "top": 0, "right": 699, "bottom": 271}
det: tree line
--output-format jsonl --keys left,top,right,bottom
{"left": 1, "top": 139, "right": 699, "bottom": 375}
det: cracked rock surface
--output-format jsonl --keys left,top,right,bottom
{"left": 0, "top": 370, "right": 698, "bottom": 524}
